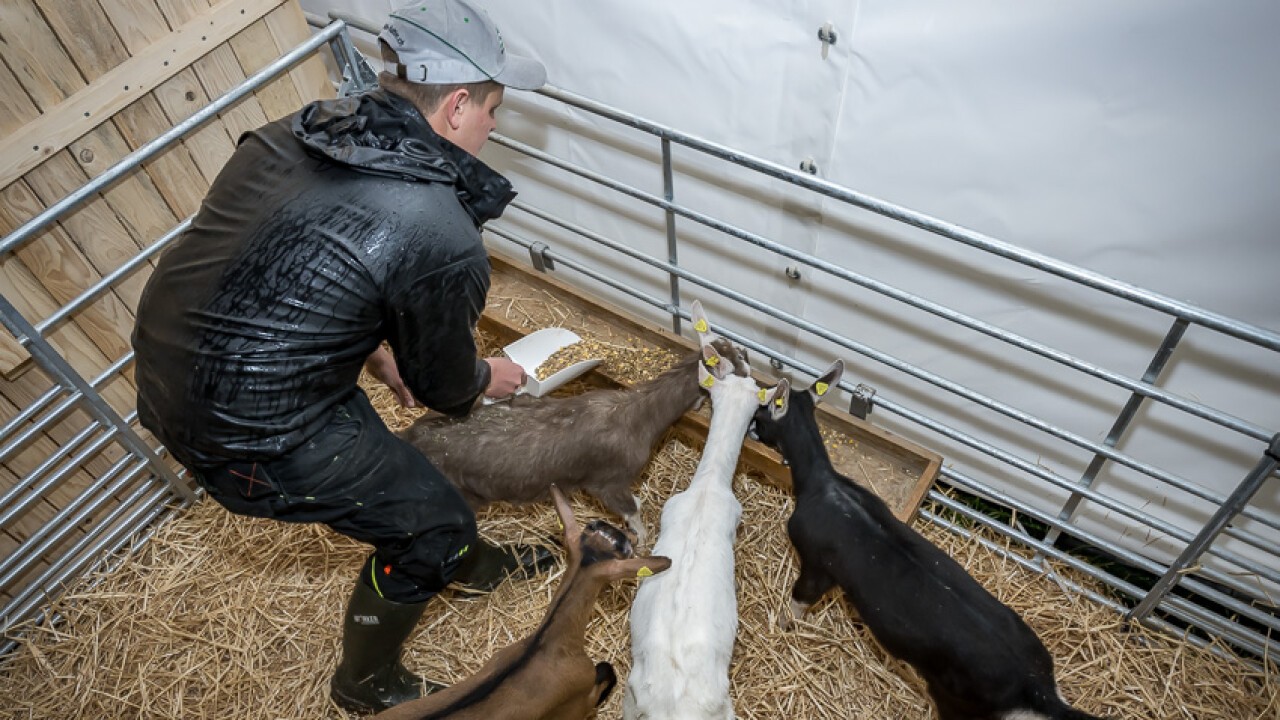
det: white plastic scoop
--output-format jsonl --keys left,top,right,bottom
{"left": 501, "top": 327, "right": 602, "bottom": 398}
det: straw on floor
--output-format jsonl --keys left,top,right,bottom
{"left": 0, "top": 329, "right": 1274, "bottom": 718}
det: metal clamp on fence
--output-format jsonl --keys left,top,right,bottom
{"left": 529, "top": 241, "right": 556, "bottom": 272}
{"left": 849, "top": 383, "right": 876, "bottom": 420}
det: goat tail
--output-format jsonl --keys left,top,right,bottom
{"left": 593, "top": 661, "right": 618, "bottom": 708}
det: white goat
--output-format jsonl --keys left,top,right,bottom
{"left": 623, "top": 306, "right": 780, "bottom": 720}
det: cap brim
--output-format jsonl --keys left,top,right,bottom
{"left": 493, "top": 54, "right": 546, "bottom": 91}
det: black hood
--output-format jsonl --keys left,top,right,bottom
{"left": 292, "top": 89, "right": 515, "bottom": 225}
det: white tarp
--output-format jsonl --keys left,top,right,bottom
{"left": 303, "top": 1, "right": 1280, "bottom": 597}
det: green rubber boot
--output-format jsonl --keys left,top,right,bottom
{"left": 329, "top": 580, "right": 442, "bottom": 713}
{"left": 450, "top": 538, "right": 558, "bottom": 595}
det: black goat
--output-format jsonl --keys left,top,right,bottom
{"left": 751, "top": 360, "right": 1104, "bottom": 720}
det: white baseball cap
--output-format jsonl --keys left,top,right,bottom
{"left": 379, "top": 0, "right": 547, "bottom": 90}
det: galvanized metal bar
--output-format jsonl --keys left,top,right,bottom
{"left": 0, "top": 21, "right": 347, "bottom": 257}
{"left": 0, "top": 293, "right": 193, "bottom": 502}
{"left": 875, "top": 393, "right": 1280, "bottom": 589}
{"left": 1, "top": 482, "right": 175, "bottom": 634}
{"left": 33, "top": 218, "right": 190, "bottom": 338}
{"left": 932, "top": 467, "right": 1280, "bottom": 643}
{"left": 0, "top": 419, "right": 118, "bottom": 528}
{"left": 491, "top": 136, "right": 1271, "bottom": 442}
{"left": 0, "top": 350, "right": 135, "bottom": 466}
{"left": 661, "top": 137, "right": 682, "bottom": 336}
{"left": 500, "top": 198, "right": 1280, "bottom": 536}
{"left": 919, "top": 498, "right": 1273, "bottom": 667}
{"left": 485, "top": 227, "right": 1280, "bottom": 589}
{"left": 1042, "top": 318, "right": 1190, "bottom": 550}
{"left": 1127, "top": 434, "right": 1280, "bottom": 624}
{"left": 0, "top": 483, "right": 182, "bottom": 655}
{"left": 529, "top": 85, "right": 1280, "bottom": 353}
{"left": 328, "top": 23, "right": 378, "bottom": 96}
{"left": 495, "top": 202, "right": 1280, "bottom": 543}
{"left": 0, "top": 386, "right": 68, "bottom": 464}
{"left": 0, "top": 455, "right": 144, "bottom": 589}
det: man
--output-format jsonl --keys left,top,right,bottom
{"left": 131, "top": 0, "right": 554, "bottom": 712}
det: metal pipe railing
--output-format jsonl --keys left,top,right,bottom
{"left": 0, "top": 350, "right": 135, "bottom": 466}
{"left": 491, "top": 134, "right": 1272, "bottom": 443}
{"left": 486, "top": 226, "right": 1280, "bottom": 598}
{"left": 527, "top": 85, "right": 1280, "bottom": 354}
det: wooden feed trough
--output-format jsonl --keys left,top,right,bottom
{"left": 478, "top": 252, "right": 942, "bottom": 523}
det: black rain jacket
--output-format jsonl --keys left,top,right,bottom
{"left": 132, "top": 89, "right": 515, "bottom": 467}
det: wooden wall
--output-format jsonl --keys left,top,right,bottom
{"left": 0, "top": 0, "right": 334, "bottom": 607}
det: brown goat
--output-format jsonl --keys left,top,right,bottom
{"left": 371, "top": 485, "right": 671, "bottom": 720}
{"left": 399, "top": 304, "right": 748, "bottom": 544}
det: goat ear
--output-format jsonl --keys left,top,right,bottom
{"left": 598, "top": 555, "right": 672, "bottom": 582}
{"left": 549, "top": 485, "right": 581, "bottom": 548}
{"left": 759, "top": 378, "right": 790, "bottom": 420}
{"left": 808, "top": 360, "right": 844, "bottom": 406}
{"left": 698, "top": 343, "right": 729, "bottom": 386}
{"left": 690, "top": 300, "right": 714, "bottom": 344}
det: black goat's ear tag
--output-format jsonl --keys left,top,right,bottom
{"left": 763, "top": 378, "right": 790, "bottom": 419}
{"left": 809, "top": 359, "right": 844, "bottom": 406}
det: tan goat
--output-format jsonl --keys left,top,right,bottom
{"left": 372, "top": 485, "right": 671, "bottom": 720}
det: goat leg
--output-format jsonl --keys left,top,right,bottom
{"left": 781, "top": 561, "right": 833, "bottom": 630}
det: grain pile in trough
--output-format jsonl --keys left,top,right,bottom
{"left": 0, "top": 328, "right": 1275, "bottom": 719}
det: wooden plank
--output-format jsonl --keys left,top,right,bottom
{"left": 149, "top": 67, "right": 238, "bottom": 181}
{"left": 227, "top": 18, "right": 304, "bottom": 120}
{"left": 0, "top": 0, "right": 85, "bottom": 111}
{"left": 24, "top": 153, "right": 151, "bottom": 310}
{"left": 110, "top": 97, "right": 211, "bottom": 218}
{"left": 0, "top": 182, "right": 141, "bottom": 385}
{"left": 264, "top": 0, "right": 334, "bottom": 104}
{"left": 480, "top": 252, "right": 943, "bottom": 523}
{"left": 104, "top": 0, "right": 269, "bottom": 143}
{"left": 0, "top": 0, "right": 290, "bottom": 189}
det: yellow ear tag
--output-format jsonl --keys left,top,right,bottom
{"left": 775, "top": 397, "right": 784, "bottom": 407}
{"left": 757, "top": 388, "right": 767, "bottom": 403}
{"left": 694, "top": 319, "right": 708, "bottom": 333}
{"left": 636, "top": 566, "right": 654, "bottom": 578}
{"left": 814, "top": 381, "right": 829, "bottom": 396}
{"left": 705, "top": 355, "right": 719, "bottom": 367}
{"left": 701, "top": 375, "right": 715, "bottom": 388}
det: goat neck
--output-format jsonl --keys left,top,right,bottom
{"left": 629, "top": 351, "right": 705, "bottom": 421}
{"left": 536, "top": 562, "right": 611, "bottom": 650}
{"left": 771, "top": 394, "right": 835, "bottom": 495}
{"left": 693, "top": 375, "right": 762, "bottom": 487}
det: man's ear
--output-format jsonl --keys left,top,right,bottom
{"left": 808, "top": 360, "right": 844, "bottom": 405}
{"left": 445, "top": 87, "right": 470, "bottom": 129}
{"left": 759, "top": 378, "right": 790, "bottom": 420}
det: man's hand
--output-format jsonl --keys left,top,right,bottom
{"left": 484, "top": 357, "right": 527, "bottom": 398}
{"left": 365, "top": 345, "right": 418, "bottom": 408}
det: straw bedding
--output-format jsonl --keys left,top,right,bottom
{"left": 0, "top": 345, "right": 1275, "bottom": 719}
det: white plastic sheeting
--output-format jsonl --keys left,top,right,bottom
{"left": 302, "top": 1, "right": 1280, "bottom": 599}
